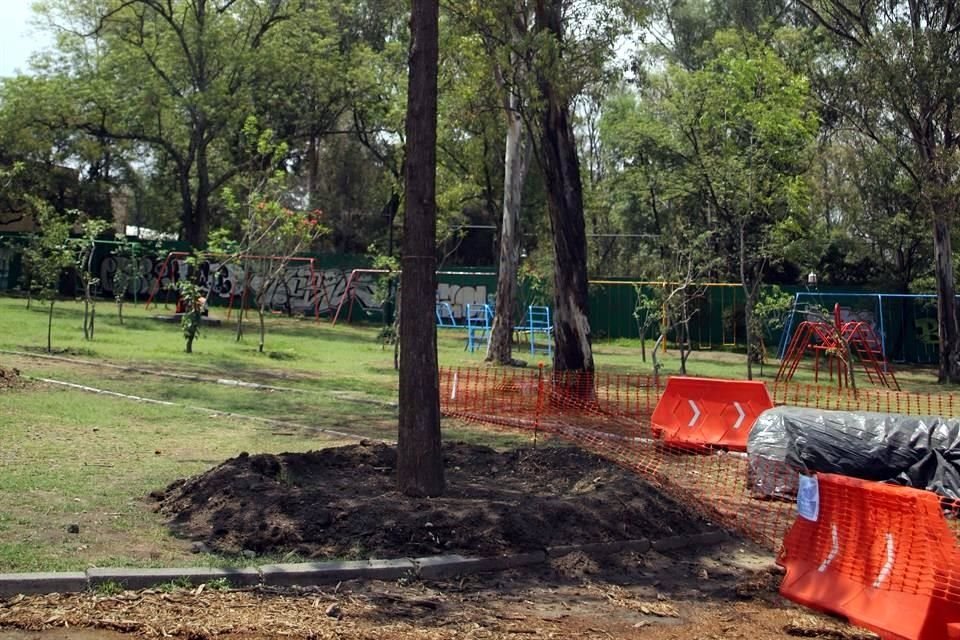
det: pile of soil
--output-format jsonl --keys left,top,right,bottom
{"left": 0, "top": 367, "right": 28, "bottom": 391}
{"left": 152, "top": 441, "right": 709, "bottom": 559}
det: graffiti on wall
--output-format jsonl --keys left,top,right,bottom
{"left": 436, "top": 282, "right": 488, "bottom": 318}
{"left": 99, "top": 255, "right": 487, "bottom": 319}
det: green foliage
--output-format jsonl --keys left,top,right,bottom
{"left": 751, "top": 285, "right": 794, "bottom": 362}
{"left": 177, "top": 256, "right": 206, "bottom": 354}
{"left": 156, "top": 576, "right": 195, "bottom": 593}
{"left": 206, "top": 228, "right": 241, "bottom": 258}
{"left": 22, "top": 203, "right": 73, "bottom": 300}
{"left": 206, "top": 577, "right": 233, "bottom": 591}
{"left": 93, "top": 580, "right": 124, "bottom": 596}
{"left": 518, "top": 260, "right": 551, "bottom": 308}
{"left": 75, "top": 218, "right": 111, "bottom": 340}
{"left": 110, "top": 234, "right": 146, "bottom": 323}
{"left": 22, "top": 201, "right": 76, "bottom": 353}
{"left": 220, "top": 116, "right": 329, "bottom": 351}
{"left": 633, "top": 287, "right": 662, "bottom": 330}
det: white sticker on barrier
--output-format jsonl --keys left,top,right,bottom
{"left": 873, "top": 533, "right": 896, "bottom": 588}
{"left": 797, "top": 474, "right": 820, "bottom": 522}
{"left": 732, "top": 402, "right": 746, "bottom": 429}
{"left": 818, "top": 523, "right": 839, "bottom": 572}
{"left": 687, "top": 400, "right": 701, "bottom": 427}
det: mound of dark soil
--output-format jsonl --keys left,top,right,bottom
{"left": 0, "top": 367, "right": 28, "bottom": 391}
{"left": 152, "top": 441, "right": 709, "bottom": 559}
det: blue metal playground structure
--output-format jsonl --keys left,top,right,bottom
{"left": 438, "top": 302, "right": 553, "bottom": 356}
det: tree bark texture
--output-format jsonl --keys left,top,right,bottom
{"left": 932, "top": 214, "right": 960, "bottom": 381}
{"left": 397, "top": 0, "right": 444, "bottom": 497}
{"left": 486, "top": 90, "right": 531, "bottom": 365}
{"left": 534, "top": 0, "right": 594, "bottom": 374}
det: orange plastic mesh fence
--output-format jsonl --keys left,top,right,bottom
{"left": 772, "top": 381, "right": 960, "bottom": 418}
{"left": 441, "top": 367, "right": 960, "bottom": 632}
{"left": 440, "top": 367, "right": 796, "bottom": 548}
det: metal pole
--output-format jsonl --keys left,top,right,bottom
{"left": 878, "top": 294, "right": 887, "bottom": 372}
{"left": 778, "top": 292, "right": 800, "bottom": 360}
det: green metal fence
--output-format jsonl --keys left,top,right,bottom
{"left": 0, "top": 233, "right": 946, "bottom": 363}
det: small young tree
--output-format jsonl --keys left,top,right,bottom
{"left": 224, "top": 118, "right": 328, "bottom": 353}
{"left": 23, "top": 201, "right": 74, "bottom": 353}
{"left": 370, "top": 250, "right": 401, "bottom": 370}
{"left": 751, "top": 286, "right": 797, "bottom": 376}
{"left": 176, "top": 256, "right": 206, "bottom": 354}
{"left": 75, "top": 218, "right": 111, "bottom": 340}
{"left": 241, "top": 202, "right": 326, "bottom": 353}
{"left": 110, "top": 234, "right": 143, "bottom": 325}
{"left": 657, "top": 276, "right": 707, "bottom": 376}
{"left": 633, "top": 286, "right": 662, "bottom": 364}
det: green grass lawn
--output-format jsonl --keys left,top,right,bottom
{"left": 0, "top": 385, "right": 350, "bottom": 572}
{"left": 0, "top": 294, "right": 953, "bottom": 572}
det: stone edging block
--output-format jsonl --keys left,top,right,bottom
{"left": 259, "top": 559, "right": 416, "bottom": 587}
{"left": 87, "top": 566, "right": 261, "bottom": 590}
{"left": 414, "top": 551, "right": 546, "bottom": 579}
{"left": 0, "top": 572, "right": 89, "bottom": 597}
{"left": 0, "top": 530, "right": 731, "bottom": 597}
{"left": 651, "top": 530, "right": 729, "bottom": 552}
{"left": 547, "top": 538, "right": 651, "bottom": 558}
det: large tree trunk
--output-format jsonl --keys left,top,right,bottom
{"left": 486, "top": 87, "right": 531, "bottom": 365}
{"left": 534, "top": 0, "right": 594, "bottom": 374}
{"left": 306, "top": 134, "right": 321, "bottom": 210}
{"left": 47, "top": 299, "right": 55, "bottom": 353}
{"left": 178, "top": 170, "right": 200, "bottom": 248}
{"left": 397, "top": 0, "right": 444, "bottom": 498}
{"left": 192, "top": 142, "right": 212, "bottom": 249}
{"left": 932, "top": 213, "right": 960, "bottom": 381}
{"left": 740, "top": 222, "right": 757, "bottom": 381}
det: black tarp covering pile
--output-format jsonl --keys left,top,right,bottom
{"left": 746, "top": 406, "right": 960, "bottom": 499}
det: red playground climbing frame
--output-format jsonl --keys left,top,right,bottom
{"left": 776, "top": 303, "right": 899, "bottom": 390}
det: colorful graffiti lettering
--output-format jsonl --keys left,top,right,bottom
{"left": 99, "top": 256, "right": 484, "bottom": 319}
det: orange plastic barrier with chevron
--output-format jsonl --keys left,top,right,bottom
{"left": 778, "top": 473, "right": 960, "bottom": 640}
{"left": 650, "top": 376, "right": 773, "bottom": 451}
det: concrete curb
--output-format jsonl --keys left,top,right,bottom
{"left": 0, "top": 572, "right": 89, "bottom": 597}
{"left": 0, "top": 531, "right": 730, "bottom": 598}
{"left": 260, "top": 559, "right": 416, "bottom": 587}
{"left": 87, "top": 567, "right": 262, "bottom": 591}
{"left": 547, "top": 539, "right": 652, "bottom": 558}
{"left": 414, "top": 551, "right": 546, "bottom": 580}
{"left": 651, "top": 531, "right": 730, "bottom": 552}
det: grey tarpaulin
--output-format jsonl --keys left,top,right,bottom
{"left": 746, "top": 406, "right": 960, "bottom": 499}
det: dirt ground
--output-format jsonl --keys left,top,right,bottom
{"left": 2, "top": 441, "right": 876, "bottom": 639}
{"left": 0, "top": 543, "right": 875, "bottom": 639}
{"left": 151, "top": 441, "right": 709, "bottom": 558}
{"left": 0, "top": 367, "right": 28, "bottom": 391}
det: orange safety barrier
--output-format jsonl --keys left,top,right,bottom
{"left": 650, "top": 376, "right": 773, "bottom": 451}
{"left": 440, "top": 366, "right": 960, "bottom": 639}
{"left": 778, "top": 473, "right": 960, "bottom": 640}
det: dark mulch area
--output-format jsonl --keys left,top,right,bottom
{"left": 0, "top": 367, "right": 29, "bottom": 391}
{"left": 151, "top": 441, "right": 709, "bottom": 559}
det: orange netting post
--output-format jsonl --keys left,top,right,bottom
{"left": 778, "top": 473, "right": 960, "bottom": 640}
